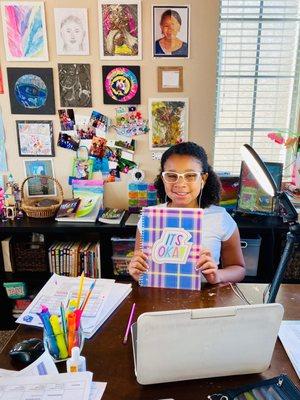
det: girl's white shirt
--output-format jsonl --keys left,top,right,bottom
{"left": 137, "top": 203, "right": 237, "bottom": 265}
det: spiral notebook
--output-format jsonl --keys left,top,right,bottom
{"left": 140, "top": 206, "right": 203, "bottom": 290}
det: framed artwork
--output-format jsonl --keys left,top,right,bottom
{"left": 98, "top": 0, "right": 142, "bottom": 60}
{"left": 54, "top": 8, "right": 89, "bottom": 55}
{"left": 7, "top": 68, "right": 55, "bottom": 115}
{"left": 152, "top": 5, "right": 190, "bottom": 58}
{"left": 58, "top": 64, "right": 92, "bottom": 107}
{"left": 102, "top": 65, "right": 140, "bottom": 104}
{"left": 0, "top": 68, "right": 3, "bottom": 94}
{"left": 1, "top": 1, "right": 48, "bottom": 61}
{"left": 23, "top": 159, "right": 56, "bottom": 197}
{"left": 157, "top": 66, "right": 183, "bottom": 92}
{"left": 149, "top": 98, "right": 188, "bottom": 150}
{"left": 16, "top": 120, "right": 55, "bottom": 157}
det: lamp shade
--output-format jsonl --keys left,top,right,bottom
{"left": 240, "top": 144, "right": 278, "bottom": 197}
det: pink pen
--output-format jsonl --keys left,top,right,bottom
{"left": 123, "top": 303, "right": 136, "bottom": 345}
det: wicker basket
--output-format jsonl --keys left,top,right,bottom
{"left": 21, "top": 175, "right": 63, "bottom": 219}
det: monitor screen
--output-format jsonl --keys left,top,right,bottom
{"left": 237, "top": 161, "right": 283, "bottom": 215}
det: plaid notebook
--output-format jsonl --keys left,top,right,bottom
{"left": 140, "top": 206, "right": 203, "bottom": 290}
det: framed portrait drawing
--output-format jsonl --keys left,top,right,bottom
{"left": 149, "top": 98, "right": 188, "bottom": 150}
{"left": 16, "top": 120, "right": 54, "bottom": 157}
{"left": 152, "top": 5, "right": 190, "bottom": 58}
{"left": 98, "top": 0, "right": 142, "bottom": 60}
{"left": 23, "top": 159, "right": 56, "bottom": 197}
{"left": 1, "top": 1, "right": 48, "bottom": 61}
{"left": 158, "top": 66, "right": 183, "bottom": 92}
{"left": 54, "top": 8, "right": 89, "bottom": 55}
{"left": 102, "top": 65, "right": 140, "bottom": 104}
{"left": 7, "top": 68, "right": 55, "bottom": 115}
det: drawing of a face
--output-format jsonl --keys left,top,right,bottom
{"left": 60, "top": 16, "right": 85, "bottom": 52}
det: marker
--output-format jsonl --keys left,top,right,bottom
{"left": 50, "top": 314, "right": 68, "bottom": 359}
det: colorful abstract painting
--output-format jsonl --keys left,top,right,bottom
{"left": 7, "top": 68, "right": 55, "bottom": 114}
{"left": 99, "top": 0, "right": 142, "bottom": 60}
{"left": 102, "top": 65, "right": 140, "bottom": 104}
{"left": 0, "top": 68, "right": 4, "bottom": 94}
{"left": 149, "top": 98, "right": 188, "bottom": 150}
{"left": 1, "top": 1, "right": 48, "bottom": 61}
{"left": 16, "top": 120, "right": 54, "bottom": 157}
{"left": 0, "top": 108, "right": 8, "bottom": 172}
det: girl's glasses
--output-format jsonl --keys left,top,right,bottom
{"left": 162, "top": 171, "right": 202, "bottom": 183}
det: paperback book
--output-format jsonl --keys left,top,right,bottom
{"left": 98, "top": 208, "right": 125, "bottom": 224}
{"left": 140, "top": 206, "right": 203, "bottom": 290}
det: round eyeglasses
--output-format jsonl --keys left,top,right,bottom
{"left": 162, "top": 171, "right": 202, "bottom": 183}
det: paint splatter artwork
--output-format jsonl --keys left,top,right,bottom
{"left": 1, "top": 1, "right": 48, "bottom": 61}
{"left": 102, "top": 65, "right": 140, "bottom": 104}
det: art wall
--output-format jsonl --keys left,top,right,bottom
{"left": 0, "top": 0, "right": 219, "bottom": 209}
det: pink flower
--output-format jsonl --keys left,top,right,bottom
{"left": 267, "top": 132, "right": 284, "bottom": 144}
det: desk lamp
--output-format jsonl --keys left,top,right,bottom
{"left": 240, "top": 144, "right": 300, "bottom": 303}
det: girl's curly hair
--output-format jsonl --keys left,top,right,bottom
{"left": 154, "top": 142, "right": 221, "bottom": 209}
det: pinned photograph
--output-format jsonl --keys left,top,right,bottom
{"left": 16, "top": 120, "right": 54, "bottom": 157}
{"left": 23, "top": 159, "right": 56, "bottom": 197}
{"left": 58, "top": 64, "right": 92, "bottom": 107}
{"left": 149, "top": 98, "right": 188, "bottom": 150}
{"left": 54, "top": 8, "right": 89, "bottom": 55}
{"left": 1, "top": 1, "right": 48, "bottom": 61}
{"left": 99, "top": 0, "right": 142, "bottom": 60}
{"left": 153, "top": 6, "right": 190, "bottom": 58}
{"left": 58, "top": 109, "right": 75, "bottom": 131}
{"left": 7, "top": 68, "right": 55, "bottom": 114}
{"left": 57, "top": 132, "right": 80, "bottom": 151}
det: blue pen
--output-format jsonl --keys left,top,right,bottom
{"left": 37, "top": 310, "right": 60, "bottom": 359}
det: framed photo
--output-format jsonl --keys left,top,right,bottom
{"left": 23, "top": 159, "right": 56, "bottom": 197}
{"left": 1, "top": 1, "right": 48, "bottom": 61}
{"left": 102, "top": 65, "right": 140, "bottom": 104}
{"left": 58, "top": 64, "right": 92, "bottom": 107}
{"left": 16, "top": 120, "right": 55, "bottom": 157}
{"left": 152, "top": 5, "right": 190, "bottom": 58}
{"left": 7, "top": 68, "right": 55, "bottom": 115}
{"left": 54, "top": 8, "right": 89, "bottom": 55}
{"left": 149, "top": 98, "right": 188, "bottom": 150}
{"left": 158, "top": 66, "right": 183, "bottom": 92}
{"left": 98, "top": 0, "right": 142, "bottom": 60}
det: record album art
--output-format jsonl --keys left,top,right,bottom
{"left": 102, "top": 65, "right": 140, "bottom": 104}
{"left": 7, "top": 68, "right": 55, "bottom": 114}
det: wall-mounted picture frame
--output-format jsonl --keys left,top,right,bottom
{"left": 23, "top": 158, "right": 56, "bottom": 197}
{"left": 58, "top": 64, "right": 92, "bottom": 107}
{"left": 158, "top": 66, "right": 183, "bottom": 92}
{"left": 152, "top": 5, "right": 190, "bottom": 58}
{"left": 7, "top": 68, "right": 55, "bottom": 115}
{"left": 98, "top": 0, "right": 142, "bottom": 60}
{"left": 102, "top": 65, "right": 140, "bottom": 104}
{"left": 1, "top": 1, "right": 48, "bottom": 61}
{"left": 54, "top": 8, "right": 89, "bottom": 56}
{"left": 16, "top": 120, "right": 55, "bottom": 157}
{"left": 149, "top": 98, "right": 188, "bottom": 150}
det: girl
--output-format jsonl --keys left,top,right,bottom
{"left": 128, "top": 142, "right": 245, "bottom": 284}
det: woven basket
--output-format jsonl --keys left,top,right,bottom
{"left": 21, "top": 175, "right": 63, "bottom": 219}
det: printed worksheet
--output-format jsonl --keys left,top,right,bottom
{"left": 0, "top": 371, "right": 92, "bottom": 400}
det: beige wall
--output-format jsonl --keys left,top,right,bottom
{"left": 0, "top": 0, "right": 219, "bottom": 209}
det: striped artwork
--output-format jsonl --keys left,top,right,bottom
{"left": 140, "top": 206, "right": 203, "bottom": 290}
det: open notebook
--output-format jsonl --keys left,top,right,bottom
{"left": 140, "top": 206, "right": 203, "bottom": 290}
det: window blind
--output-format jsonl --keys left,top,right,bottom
{"left": 213, "top": 0, "right": 300, "bottom": 175}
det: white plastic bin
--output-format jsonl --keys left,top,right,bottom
{"left": 240, "top": 235, "right": 262, "bottom": 276}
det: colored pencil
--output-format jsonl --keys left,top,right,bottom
{"left": 80, "top": 279, "right": 96, "bottom": 313}
{"left": 76, "top": 271, "right": 85, "bottom": 309}
{"left": 123, "top": 303, "right": 136, "bottom": 344}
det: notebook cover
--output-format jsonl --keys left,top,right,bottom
{"left": 140, "top": 207, "right": 203, "bottom": 290}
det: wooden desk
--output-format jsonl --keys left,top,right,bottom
{"left": 0, "top": 283, "right": 299, "bottom": 399}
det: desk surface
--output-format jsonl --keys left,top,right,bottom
{"left": 0, "top": 283, "right": 299, "bottom": 400}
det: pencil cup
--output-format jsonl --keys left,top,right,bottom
{"left": 43, "top": 326, "right": 84, "bottom": 362}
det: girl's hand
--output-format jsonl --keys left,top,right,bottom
{"left": 128, "top": 250, "right": 148, "bottom": 281}
{"left": 196, "top": 249, "right": 221, "bottom": 284}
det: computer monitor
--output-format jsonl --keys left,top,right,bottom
{"left": 237, "top": 161, "right": 283, "bottom": 216}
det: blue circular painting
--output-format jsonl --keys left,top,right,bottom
{"left": 14, "top": 74, "right": 48, "bottom": 109}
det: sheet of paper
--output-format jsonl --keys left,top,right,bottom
{"left": 278, "top": 320, "right": 300, "bottom": 378}
{"left": 162, "top": 71, "right": 179, "bottom": 88}
{"left": 0, "top": 371, "right": 92, "bottom": 400}
{"left": 89, "top": 382, "right": 107, "bottom": 400}
{"left": 16, "top": 274, "right": 114, "bottom": 333}
{"left": 0, "top": 350, "right": 58, "bottom": 379}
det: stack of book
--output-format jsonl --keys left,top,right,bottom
{"left": 48, "top": 241, "right": 101, "bottom": 278}
{"left": 98, "top": 208, "right": 125, "bottom": 224}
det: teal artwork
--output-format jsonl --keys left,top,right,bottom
{"left": 0, "top": 110, "right": 8, "bottom": 172}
